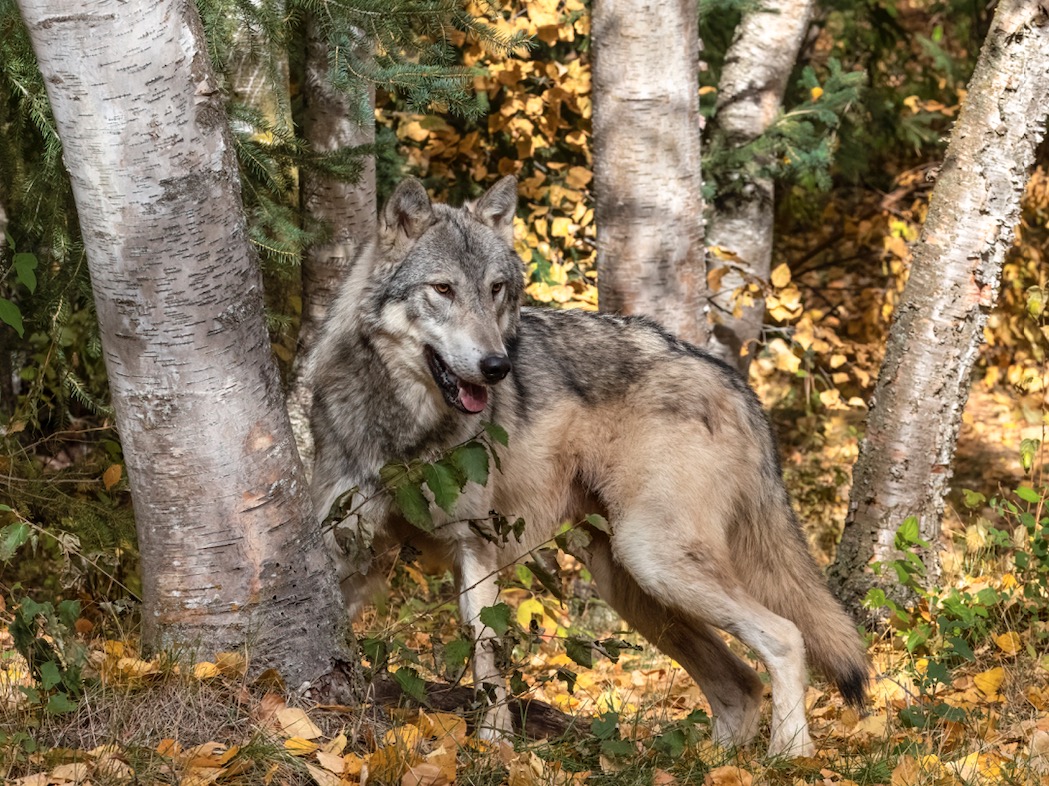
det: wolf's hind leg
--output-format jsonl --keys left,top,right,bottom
{"left": 455, "top": 544, "right": 512, "bottom": 739}
{"left": 611, "top": 517, "right": 814, "bottom": 758}
{"left": 584, "top": 533, "right": 763, "bottom": 748}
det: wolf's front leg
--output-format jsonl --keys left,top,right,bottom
{"left": 456, "top": 545, "right": 512, "bottom": 738}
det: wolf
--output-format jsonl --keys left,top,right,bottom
{"left": 307, "top": 176, "right": 867, "bottom": 757}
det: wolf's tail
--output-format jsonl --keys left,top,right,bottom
{"left": 732, "top": 491, "right": 869, "bottom": 708}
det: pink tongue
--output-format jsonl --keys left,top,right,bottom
{"left": 458, "top": 382, "right": 488, "bottom": 413}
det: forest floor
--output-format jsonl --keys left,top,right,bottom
{"left": 2, "top": 380, "right": 1048, "bottom": 786}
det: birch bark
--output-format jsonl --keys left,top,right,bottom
{"left": 17, "top": 0, "right": 350, "bottom": 687}
{"left": 592, "top": 0, "right": 707, "bottom": 344}
{"left": 704, "top": 0, "right": 814, "bottom": 371}
{"left": 829, "top": 0, "right": 1049, "bottom": 612}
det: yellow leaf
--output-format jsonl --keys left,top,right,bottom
{"left": 321, "top": 732, "right": 347, "bottom": 756}
{"left": 401, "top": 761, "right": 447, "bottom": 786}
{"left": 284, "top": 737, "right": 320, "bottom": 756}
{"left": 973, "top": 666, "right": 1005, "bottom": 698}
{"left": 316, "top": 750, "right": 346, "bottom": 775}
{"left": 103, "top": 463, "right": 122, "bottom": 490}
{"left": 419, "top": 711, "right": 468, "bottom": 746}
{"left": 424, "top": 745, "right": 457, "bottom": 784}
{"left": 115, "top": 656, "right": 158, "bottom": 680}
{"left": 995, "top": 631, "right": 1022, "bottom": 655}
{"left": 50, "top": 763, "right": 90, "bottom": 783}
{"left": 770, "top": 263, "right": 791, "bottom": 288}
{"left": 890, "top": 755, "right": 919, "bottom": 786}
{"left": 304, "top": 762, "right": 342, "bottom": 786}
{"left": 768, "top": 339, "right": 801, "bottom": 374}
{"left": 277, "top": 707, "right": 324, "bottom": 740}
{"left": 193, "top": 662, "right": 220, "bottom": 680}
{"left": 215, "top": 651, "right": 247, "bottom": 677}
{"left": 703, "top": 765, "right": 753, "bottom": 786}
{"left": 565, "top": 166, "right": 592, "bottom": 189}
{"left": 517, "top": 597, "right": 547, "bottom": 630}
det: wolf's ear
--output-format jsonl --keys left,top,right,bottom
{"left": 382, "top": 178, "right": 435, "bottom": 242}
{"left": 473, "top": 175, "right": 517, "bottom": 244}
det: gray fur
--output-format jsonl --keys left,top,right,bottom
{"left": 308, "top": 177, "right": 867, "bottom": 756}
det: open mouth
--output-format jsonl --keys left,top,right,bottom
{"left": 425, "top": 346, "right": 489, "bottom": 414}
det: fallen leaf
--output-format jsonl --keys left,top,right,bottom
{"left": 277, "top": 707, "right": 323, "bottom": 739}
{"left": 703, "top": 765, "right": 752, "bottom": 786}
{"left": 974, "top": 666, "right": 1005, "bottom": 699}
{"left": 995, "top": 631, "right": 1022, "bottom": 655}
{"left": 402, "top": 761, "right": 447, "bottom": 786}
{"left": 285, "top": 737, "right": 320, "bottom": 756}
{"left": 304, "top": 761, "right": 342, "bottom": 786}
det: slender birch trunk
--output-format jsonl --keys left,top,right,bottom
{"left": 287, "top": 17, "right": 377, "bottom": 478}
{"left": 592, "top": 0, "right": 707, "bottom": 345}
{"left": 829, "top": 0, "right": 1049, "bottom": 613}
{"left": 17, "top": 0, "right": 350, "bottom": 688}
{"left": 704, "top": 0, "right": 814, "bottom": 372}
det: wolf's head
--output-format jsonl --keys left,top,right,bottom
{"left": 362, "top": 176, "right": 524, "bottom": 415}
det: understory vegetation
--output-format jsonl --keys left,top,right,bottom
{"left": 2, "top": 0, "right": 1049, "bottom": 784}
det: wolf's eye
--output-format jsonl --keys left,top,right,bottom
{"left": 491, "top": 282, "right": 504, "bottom": 297}
{"left": 433, "top": 283, "right": 453, "bottom": 296}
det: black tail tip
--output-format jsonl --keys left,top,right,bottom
{"left": 837, "top": 667, "right": 869, "bottom": 708}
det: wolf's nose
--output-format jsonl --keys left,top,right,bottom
{"left": 479, "top": 354, "right": 512, "bottom": 382}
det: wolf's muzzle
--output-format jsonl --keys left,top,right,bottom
{"left": 479, "top": 354, "right": 512, "bottom": 383}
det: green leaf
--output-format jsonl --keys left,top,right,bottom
{"left": 961, "top": 489, "right": 986, "bottom": 509}
{"left": 565, "top": 636, "right": 592, "bottom": 668}
{"left": 591, "top": 711, "right": 619, "bottom": 740}
{"left": 360, "top": 637, "right": 388, "bottom": 669}
{"left": 451, "top": 442, "right": 489, "bottom": 486}
{"left": 479, "top": 602, "right": 511, "bottom": 636}
{"left": 0, "top": 522, "right": 30, "bottom": 561}
{"left": 482, "top": 421, "right": 509, "bottom": 446}
{"left": 443, "top": 638, "right": 472, "bottom": 672}
{"left": 556, "top": 667, "right": 576, "bottom": 693}
{"left": 585, "top": 513, "right": 610, "bottom": 534}
{"left": 423, "top": 461, "right": 461, "bottom": 515}
{"left": 510, "top": 670, "right": 528, "bottom": 695}
{"left": 39, "top": 661, "right": 62, "bottom": 691}
{"left": 946, "top": 636, "right": 975, "bottom": 662}
{"left": 13, "top": 253, "right": 37, "bottom": 293}
{"left": 1016, "top": 486, "right": 1042, "bottom": 505}
{"left": 0, "top": 504, "right": 12, "bottom": 511}
{"left": 1020, "top": 439, "right": 1040, "bottom": 473}
{"left": 652, "top": 728, "right": 686, "bottom": 758}
{"left": 45, "top": 692, "right": 78, "bottom": 714}
{"left": 394, "top": 484, "right": 433, "bottom": 532}
{"left": 0, "top": 298, "right": 24, "bottom": 337}
{"left": 601, "top": 739, "right": 634, "bottom": 757}
{"left": 394, "top": 667, "right": 426, "bottom": 703}
{"left": 894, "top": 517, "right": 929, "bottom": 549}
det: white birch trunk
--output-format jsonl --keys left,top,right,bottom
{"left": 830, "top": 0, "right": 1049, "bottom": 612}
{"left": 592, "top": 0, "right": 707, "bottom": 345}
{"left": 704, "top": 0, "right": 814, "bottom": 372}
{"left": 17, "top": 0, "right": 351, "bottom": 688}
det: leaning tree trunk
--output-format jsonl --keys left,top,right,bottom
{"left": 829, "top": 0, "right": 1049, "bottom": 613}
{"left": 704, "top": 0, "right": 814, "bottom": 373}
{"left": 18, "top": 0, "right": 350, "bottom": 689}
{"left": 592, "top": 0, "right": 707, "bottom": 344}
{"left": 287, "top": 15, "right": 377, "bottom": 477}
